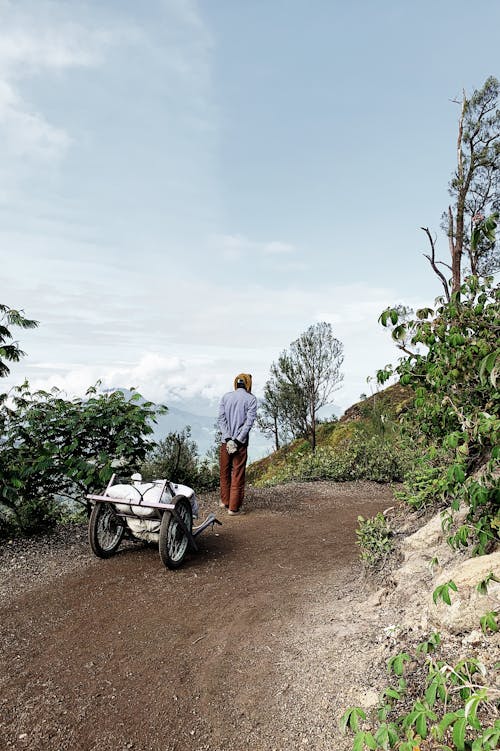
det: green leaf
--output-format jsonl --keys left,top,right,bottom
{"left": 374, "top": 724, "right": 390, "bottom": 750}
{"left": 384, "top": 687, "right": 403, "bottom": 701}
{"left": 452, "top": 716, "right": 467, "bottom": 751}
{"left": 416, "top": 307, "right": 433, "bottom": 320}
{"left": 476, "top": 572, "right": 500, "bottom": 595}
{"left": 439, "top": 712, "right": 460, "bottom": 736}
{"left": 464, "top": 690, "right": 486, "bottom": 731}
{"left": 340, "top": 706, "right": 366, "bottom": 734}
{"left": 364, "top": 731, "right": 378, "bottom": 750}
{"left": 416, "top": 712, "right": 427, "bottom": 738}
{"left": 479, "top": 350, "right": 500, "bottom": 387}
{"left": 387, "top": 652, "right": 411, "bottom": 676}
{"left": 377, "top": 705, "right": 389, "bottom": 722}
{"left": 433, "top": 581, "right": 457, "bottom": 606}
{"left": 479, "top": 611, "right": 499, "bottom": 634}
{"left": 392, "top": 324, "right": 407, "bottom": 341}
{"left": 387, "top": 724, "right": 399, "bottom": 747}
{"left": 425, "top": 681, "right": 438, "bottom": 706}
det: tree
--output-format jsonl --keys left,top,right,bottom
{"left": 423, "top": 76, "right": 500, "bottom": 298}
{"left": 271, "top": 322, "right": 343, "bottom": 451}
{"left": 0, "top": 383, "right": 163, "bottom": 536}
{"left": 256, "top": 377, "right": 291, "bottom": 451}
{"left": 141, "top": 427, "right": 200, "bottom": 485}
{"left": 197, "top": 424, "right": 224, "bottom": 491}
{"left": 0, "top": 305, "right": 38, "bottom": 378}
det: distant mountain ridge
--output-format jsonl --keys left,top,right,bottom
{"left": 153, "top": 404, "right": 216, "bottom": 456}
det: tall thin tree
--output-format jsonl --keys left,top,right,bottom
{"left": 423, "top": 76, "right": 500, "bottom": 298}
{"left": 272, "top": 322, "right": 343, "bottom": 451}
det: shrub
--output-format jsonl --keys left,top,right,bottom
{"left": 342, "top": 624, "right": 500, "bottom": 750}
{"left": 254, "top": 431, "right": 413, "bottom": 487}
{"left": 11, "top": 496, "right": 62, "bottom": 536}
{"left": 356, "top": 512, "right": 393, "bottom": 568}
{"left": 379, "top": 277, "right": 500, "bottom": 553}
{"left": 395, "top": 458, "right": 450, "bottom": 511}
{"left": 0, "top": 383, "right": 162, "bottom": 538}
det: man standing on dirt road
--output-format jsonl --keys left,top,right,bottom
{"left": 218, "top": 373, "right": 257, "bottom": 515}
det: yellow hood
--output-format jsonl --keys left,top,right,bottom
{"left": 234, "top": 373, "right": 252, "bottom": 392}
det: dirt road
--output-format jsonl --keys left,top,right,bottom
{"left": 0, "top": 482, "right": 395, "bottom": 751}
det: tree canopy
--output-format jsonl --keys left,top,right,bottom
{"left": 263, "top": 322, "right": 344, "bottom": 452}
{"left": 0, "top": 305, "right": 38, "bottom": 379}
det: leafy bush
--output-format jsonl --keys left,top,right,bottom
{"left": 196, "top": 456, "right": 220, "bottom": 492}
{"left": 141, "top": 427, "right": 201, "bottom": 486}
{"left": 352, "top": 434, "right": 413, "bottom": 482}
{"left": 379, "top": 277, "right": 500, "bottom": 554}
{"left": 395, "top": 458, "right": 450, "bottom": 511}
{"left": 356, "top": 512, "right": 393, "bottom": 568}
{"left": 254, "top": 431, "right": 413, "bottom": 487}
{"left": 341, "top": 631, "right": 500, "bottom": 750}
{"left": 13, "top": 496, "right": 64, "bottom": 536}
{"left": 0, "top": 383, "right": 162, "bottom": 538}
{"left": 141, "top": 426, "right": 220, "bottom": 492}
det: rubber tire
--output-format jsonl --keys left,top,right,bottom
{"left": 159, "top": 496, "right": 192, "bottom": 570}
{"left": 88, "top": 502, "right": 125, "bottom": 558}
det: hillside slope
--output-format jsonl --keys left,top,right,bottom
{"left": 248, "top": 382, "right": 413, "bottom": 485}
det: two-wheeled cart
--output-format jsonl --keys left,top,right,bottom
{"left": 87, "top": 474, "right": 221, "bottom": 569}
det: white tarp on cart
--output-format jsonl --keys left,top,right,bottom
{"left": 106, "top": 478, "right": 199, "bottom": 518}
{"left": 105, "top": 477, "right": 199, "bottom": 543}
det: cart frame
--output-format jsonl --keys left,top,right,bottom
{"left": 86, "top": 473, "right": 221, "bottom": 568}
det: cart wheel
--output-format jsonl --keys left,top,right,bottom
{"left": 159, "top": 496, "right": 192, "bottom": 569}
{"left": 88, "top": 502, "right": 124, "bottom": 558}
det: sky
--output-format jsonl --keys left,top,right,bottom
{"left": 1, "top": 0, "right": 499, "bottom": 420}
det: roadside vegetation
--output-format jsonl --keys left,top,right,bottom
{"left": 344, "top": 272, "right": 499, "bottom": 751}
{"left": 249, "top": 382, "right": 414, "bottom": 486}
{"left": 0, "top": 378, "right": 163, "bottom": 538}
{"left": 140, "top": 425, "right": 219, "bottom": 492}
{"left": 0, "top": 307, "right": 219, "bottom": 539}
{"left": 340, "top": 77, "right": 500, "bottom": 751}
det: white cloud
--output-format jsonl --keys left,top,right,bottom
{"left": 0, "top": 2, "right": 122, "bottom": 161}
{"left": 0, "top": 23, "right": 108, "bottom": 73}
{"left": 215, "top": 233, "right": 297, "bottom": 260}
{"left": 0, "top": 79, "right": 71, "bottom": 159}
{"left": 264, "top": 241, "right": 295, "bottom": 254}
{"left": 24, "top": 352, "right": 226, "bottom": 406}
{"left": 163, "top": 0, "right": 214, "bottom": 77}
{"left": 4, "top": 266, "right": 429, "bottom": 414}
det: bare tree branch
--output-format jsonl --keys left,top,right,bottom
{"left": 421, "top": 227, "right": 451, "bottom": 302}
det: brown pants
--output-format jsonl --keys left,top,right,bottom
{"left": 219, "top": 443, "right": 248, "bottom": 512}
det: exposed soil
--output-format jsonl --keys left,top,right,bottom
{"left": 0, "top": 481, "right": 397, "bottom": 751}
